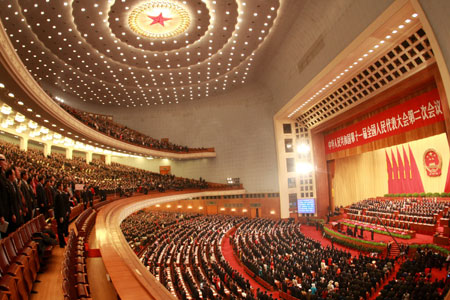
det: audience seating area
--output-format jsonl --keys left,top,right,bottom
{"left": 376, "top": 247, "right": 448, "bottom": 299}
{"left": 346, "top": 198, "right": 448, "bottom": 235}
{"left": 62, "top": 203, "right": 98, "bottom": 300}
{"left": 121, "top": 211, "right": 255, "bottom": 300}
{"left": 232, "top": 219, "right": 398, "bottom": 300}
{"left": 118, "top": 212, "right": 450, "bottom": 300}
{"left": 59, "top": 102, "right": 209, "bottom": 153}
{"left": 0, "top": 214, "right": 51, "bottom": 300}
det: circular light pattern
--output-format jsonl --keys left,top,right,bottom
{"left": 128, "top": 1, "right": 190, "bottom": 39}
{"left": 0, "top": 0, "right": 280, "bottom": 107}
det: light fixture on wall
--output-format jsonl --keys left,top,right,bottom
{"left": 296, "top": 161, "right": 314, "bottom": 174}
{"left": 297, "top": 143, "right": 310, "bottom": 154}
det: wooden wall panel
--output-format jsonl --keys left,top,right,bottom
{"left": 144, "top": 196, "right": 281, "bottom": 219}
{"left": 311, "top": 131, "right": 330, "bottom": 217}
{"left": 333, "top": 133, "right": 450, "bottom": 207}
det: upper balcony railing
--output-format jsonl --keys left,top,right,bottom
{"left": 0, "top": 20, "right": 216, "bottom": 160}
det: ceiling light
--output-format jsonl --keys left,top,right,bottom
{"left": 15, "top": 113, "right": 25, "bottom": 123}
{"left": 1, "top": 105, "right": 12, "bottom": 115}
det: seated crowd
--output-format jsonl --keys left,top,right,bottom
{"left": 347, "top": 198, "right": 447, "bottom": 228}
{"left": 376, "top": 247, "right": 449, "bottom": 299}
{"left": 59, "top": 102, "right": 206, "bottom": 153}
{"left": 0, "top": 139, "right": 212, "bottom": 239}
{"left": 121, "top": 211, "right": 258, "bottom": 300}
{"left": 232, "top": 219, "right": 396, "bottom": 300}
{"left": 121, "top": 212, "right": 450, "bottom": 300}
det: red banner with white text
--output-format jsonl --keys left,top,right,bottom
{"left": 324, "top": 89, "right": 443, "bottom": 154}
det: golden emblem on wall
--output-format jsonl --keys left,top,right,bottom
{"left": 423, "top": 148, "right": 442, "bottom": 177}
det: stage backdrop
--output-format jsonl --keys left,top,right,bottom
{"left": 333, "top": 133, "right": 450, "bottom": 207}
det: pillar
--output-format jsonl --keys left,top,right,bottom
{"left": 66, "top": 147, "right": 73, "bottom": 160}
{"left": 86, "top": 151, "right": 93, "bottom": 164}
{"left": 43, "top": 143, "right": 52, "bottom": 157}
{"left": 274, "top": 119, "right": 292, "bottom": 219}
{"left": 19, "top": 136, "right": 28, "bottom": 151}
{"left": 105, "top": 154, "right": 112, "bottom": 165}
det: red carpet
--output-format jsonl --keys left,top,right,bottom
{"left": 221, "top": 234, "right": 279, "bottom": 299}
{"left": 221, "top": 225, "right": 449, "bottom": 300}
{"left": 300, "top": 225, "right": 360, "bottom": 257}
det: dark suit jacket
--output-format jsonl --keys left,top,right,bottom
{"left": 53, "top": 191, "right": 66, "bottom": 221}
{"left": 0, "top": 173, "right": 10, "bottom": 221}
{"left": 6, "top": 180, "right": 23, "bottom": 224}
{"left": 36, "top": 183, "right": 47, "bottom": 209}
{"left": 20, "top": 180, "right": 35, "bottom": 216}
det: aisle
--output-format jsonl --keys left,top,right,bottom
{"left": 221, "top": 234, "right": 279, "bottom": 299}
{"left": 300, "top": 225, "right": 360, "bottom": 256}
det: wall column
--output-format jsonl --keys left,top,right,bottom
{"left": 66, "top": 147, "right": 73, "bottom": 160}
{"left": 274, "top": 119, "right": 293, "bottom": 219}
{"left": 310, "top": 131, "right": 330, "bottom": 218}
{"left": 43, "top": 143, "right": 52, "bottom": 157}
{"left": 105, "top": 154, "right": 112, "bottom": 165}
{"left": 86, "top": 151, "right": 93, "bottom": 164}
{"left": 19, "top": 136, "right": 28, "bottom": 151}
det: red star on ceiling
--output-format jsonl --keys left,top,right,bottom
{"left": 148, "top": 12, "right": 172, "bottom": 26}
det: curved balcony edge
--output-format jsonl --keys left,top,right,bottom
{"left": 0, "top": 21, "right": 216, "bottom": 160}
{"left": 96, "top": 189, "right": 246, "bottom": 300}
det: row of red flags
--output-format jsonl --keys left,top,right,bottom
{"left": 385, "top": 146, "right": 424, "bottom": 194}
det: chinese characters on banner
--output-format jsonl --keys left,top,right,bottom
{"left": 324, "top": 89, "right": 443, "bottom": 154}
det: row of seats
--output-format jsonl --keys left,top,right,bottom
{"left": 74, "top": 208, "right": 94, "bottom": 234}
{"left": 62, "top": 231, "right": 91, "bottom": 300}
{"left": 63, "top": 205, "right": 98, "bottom": 300}
{"left": 0, "top": 215, "right": 51, "bottom": 300}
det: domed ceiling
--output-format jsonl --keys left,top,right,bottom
{"left": 0, "top": 0, "right": 284, "bottom": 108}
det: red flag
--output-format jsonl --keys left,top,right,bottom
{"left": 402, "top": 146, "right": 413, "bottom": 193}
{"left": 444, "top": 160, "right": 450, "bottom": 193}
{"left": 385, "top": 150, "right": 394, "bottom": 194}
{"left": 391, "top": 149, "right": 400, "bottom": 194}
{"left": 408, "top": 145, "right": 424, "bottom": 193}
{"left": 396, "top": 147, "right": 406, "bottom": 194}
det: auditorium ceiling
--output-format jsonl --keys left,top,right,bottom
{"left": 0, "top": 0, "right": 300, "bottom": 108}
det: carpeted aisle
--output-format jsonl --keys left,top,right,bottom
{"left": 221, "top": 234, "right": 280, "bottom": 299}
{"left": 300, "top": 225, "right": 360, "bottom": 256}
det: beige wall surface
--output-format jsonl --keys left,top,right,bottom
{"left": 49, "top": 0, "right": 450, "bottom": 196}
{"left": 261, "top": 0, "right": 394, "bottom": 113}
{"left": 334, "top": 133, "right": 449, "bottom": 207}
{"left": 108, "top": 83, "right": 280, "bottom": 193}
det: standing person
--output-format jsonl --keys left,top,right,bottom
{"left": 19, "top": 170, "right": 35, "bottom": 221}
{"left": 62, "top": 184, "right": 71, "bottom": 237}
{"left": 0, "top": 154, "right": 11, "bottom": 236}
{"left": 36, "top": 175, "right": 48, "bottom": 218}
{"left": 5, "top": 168, "right": 23, "bottom": 233}
{"left": 53, "top": 181, "right": 67, "bottom": 248}
{"left": 87, "top": 185, "right": 94, "bottom": 207}
{"left": 81, "top": 185, "right": 89, "bottom": 209}
{"left": 370, "top": 228, "right": 374, "bottom": 240}
{"left": 44, "top": 179, "right": 55, "bottom": 210}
